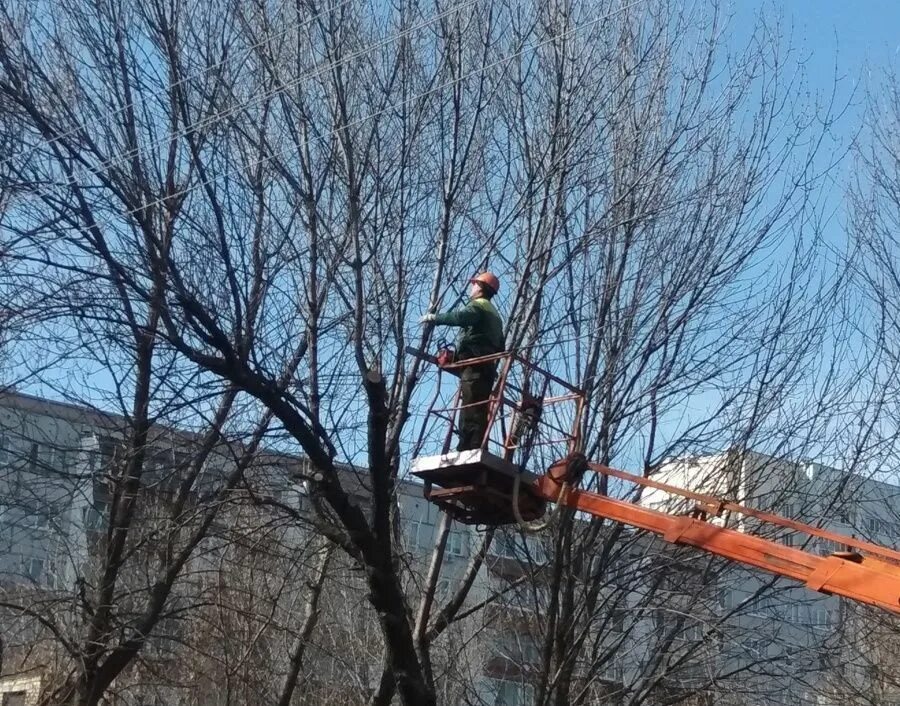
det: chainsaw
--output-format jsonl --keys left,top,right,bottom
{"left": 435, "top": 339, "right": 456, "bottom": 367}
{"left": 406, "top": 340, "right": 459, "bottom": 374}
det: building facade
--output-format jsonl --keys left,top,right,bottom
{"left": 2, "top": 393, "right": 899, "bottom": 705}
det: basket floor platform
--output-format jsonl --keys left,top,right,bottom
{"left": 410, "top": 450, "right": 546, "bottom": 525}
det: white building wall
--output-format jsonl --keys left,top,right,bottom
{"left": 0, "top": 395, "right": 98, "bottom": 592}
{"left": 0, "top": 673, "right": 42, "bottom": 706}
{"left": 3, "top": 391, "right": 900, "bottom": 706}
{"left": 641, "top": 449, "right": 900, "bottom": 705}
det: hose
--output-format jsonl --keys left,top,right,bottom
{"left": 511, "top": 469, "right": 569, "bottom": 534}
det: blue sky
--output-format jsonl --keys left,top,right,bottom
{"left": 745, "top": 1, "right": 900, "bottom": 123}
{"left": 734, "top": 1, "right": 900, "bottom": 475}
{"left": 793, "top": 0, "right": 900, "bottom": 68}
{"left": 728, "top": 1, "right": 900, "bottom": 163}
{"left": 10, "top": 0, "right": 900, "bottom": 472}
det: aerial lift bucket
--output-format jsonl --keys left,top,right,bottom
{"left": 407, "top": 348, "right": 584, "bottom": 526}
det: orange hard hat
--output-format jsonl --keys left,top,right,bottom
{"left": 470, "top": 271, "right": 500, "bottom": 295}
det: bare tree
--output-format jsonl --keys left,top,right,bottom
{"left": 837, "top": 60, "right": 900, "bottom": 706}
{"left": 0, "top": 0, "right": 871, "bottom": 705}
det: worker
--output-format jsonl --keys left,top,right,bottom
{"left": 420, "top": 272, "right": 504, "bottom": 451}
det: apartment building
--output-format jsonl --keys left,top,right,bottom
{"left": 641, "top": 450, "right": 900, "bottom": 706}
{"left": 2, "top": 392, "right": 899, "bottom": 705}
{"left": 0, "top": 392, "right": 100, "bottom": 591}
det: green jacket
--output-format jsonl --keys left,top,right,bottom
{"left": 434, "top": 297, "right": 504, "bottom": 363}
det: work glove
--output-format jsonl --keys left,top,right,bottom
{"left": 419, "top": 313, "right": 436, "bottom": 324}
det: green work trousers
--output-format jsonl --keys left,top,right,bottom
{"left": 458, "top": 366, "right": 496, "bottom": 451}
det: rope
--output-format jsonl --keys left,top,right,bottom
{"left": 511, "top": 469, "right": 568, "bottom": 534}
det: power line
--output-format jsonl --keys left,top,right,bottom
{"left": 4, "top": 0, "right": 480, "bottom": 179}
{"left": 0, "top": 0, "right": 356, "bottom": 171}
{"left": 19, "top": 0, "right": 649, "bottom": 239}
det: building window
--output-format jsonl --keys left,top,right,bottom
{"left": 782, "top": 503, "right": 800, "bottom": 519}
{"left": 602, "top": 658, "right": 625, "bottom": 682}
{"left": 492, "top": 532, "right": 518, "bottom": 559}
{"left": 609, "top": 610, "right": 626, "bottom": 633}
{"left": 494, "top": 632, "right": 540, "bottom": 664}
{"left": 446, "top": 530, "right": 468, "bottom": 558}
{"left": 811, "top": 607, "right": 831, "bottom": 629}
{"left": 814, "top": 538, "right": 841, "bottom": 557}
{"left": 743, "top": 637, "right": 768, "bottom": 657}
{"left": 97, "top": 437, "right": 119, "bottom": 470}
{"left": 491, "top": 532, "right": 545, "bottom": 563}
{"left": 25, "top": 557, "right": 44, "bottom": 582}
{"left": 296, "top": 489, "right": 310, "bottom": 514}
{"left": 718, "top": 589, "right": 735, "bottom": 611}
{"left": 837, "top": 507, "right": 855, "bottom": 524}
{"left": 676, "top": 622, "right": 704, "bottom": 643}
{"left": 436, "top": 577, "right": 456, "bottom": 598}
{"left": 83, "top": 500, "right": 111, "bottom": 530}
{"left": 784, "top": 533, "right": 806, "bottom": 548}
{"left": 173, "top": 451, "right": 191, "bottom": 471}
{"left": 28, "top": 441, "right": 40, "bottom": 472}
{"left": 23, "top": 511, "right": 51, "bottom": 531}
{"left": 862, "top": 516, "right": 884, "bottom": 536}
{"left": 746, "top": 595, "right": 769, "bottom": 617}
{"left": 491, "top": 679, "right": 534, "bottom": 706}
{"left": 405, "top": 519, "right": 434, "bottom": 553}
